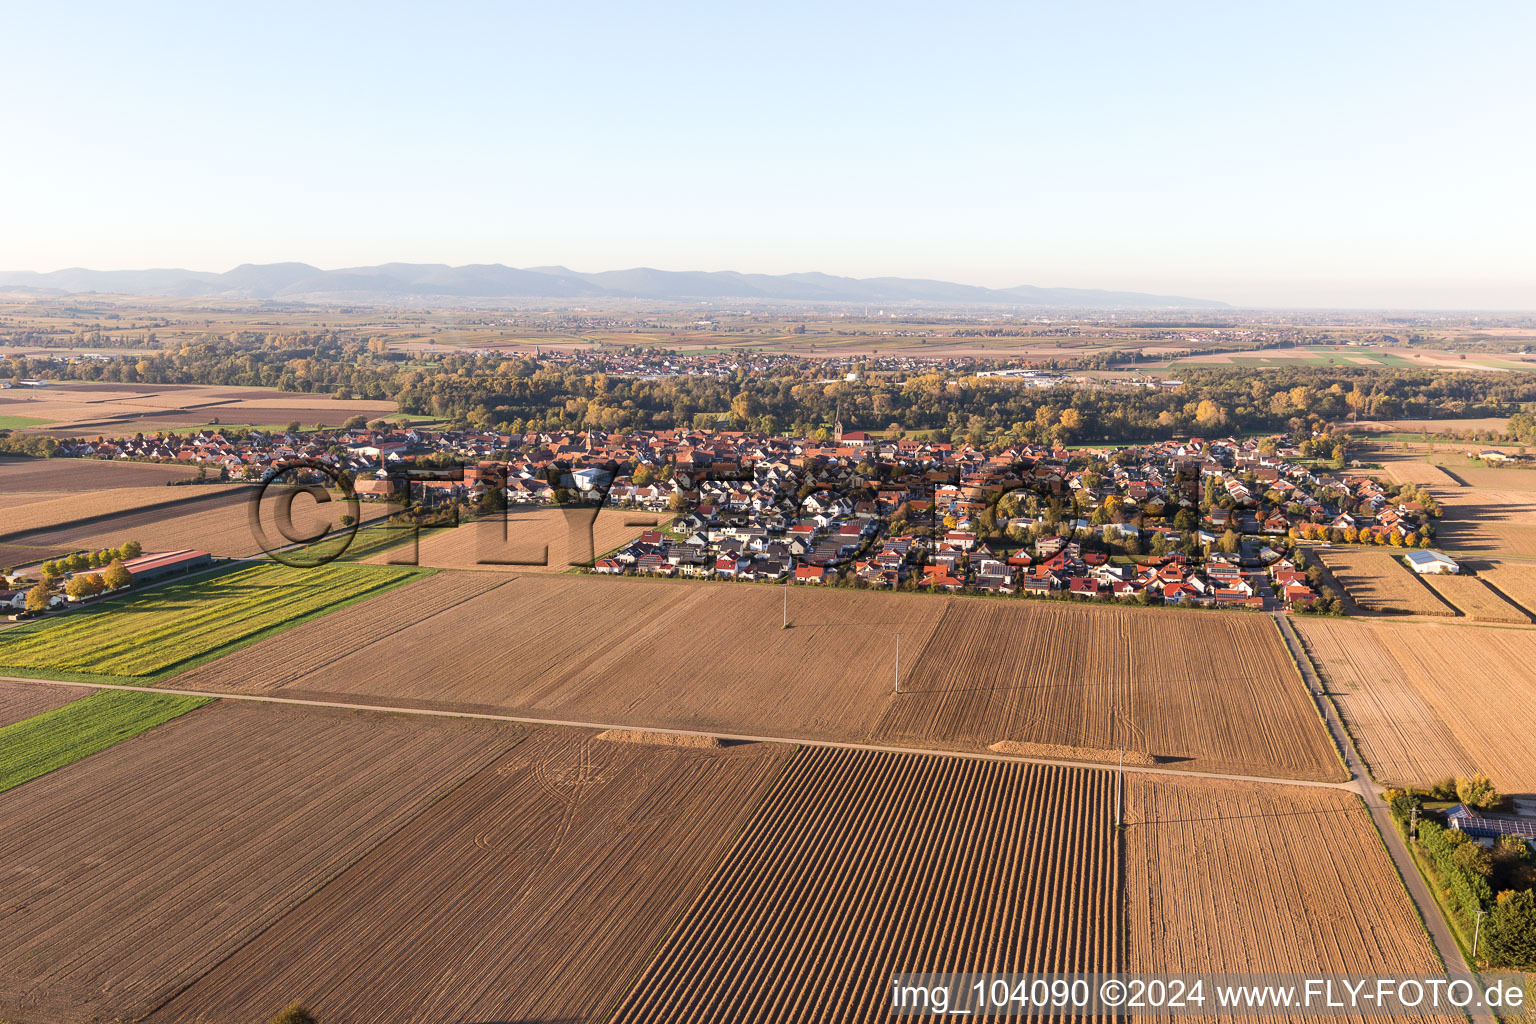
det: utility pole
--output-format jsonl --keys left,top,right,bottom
{"left": 894, "top": 631, "right": 902, "bottom": 694}
{"left": 1116, "top": 747, "right": 1124, "bottom": 828}
{"left": 1473, "top": 908, "right": 1486, "bottom": 960}
{"left": 783, "top": 578, "right": 788, "bottom": 629}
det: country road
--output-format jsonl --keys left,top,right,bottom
{"left": 1, "top": 673, "right": 1359, "bottom": 792}
{"left": 1273, "top": 612, "right": 1489, "bottom": 1019}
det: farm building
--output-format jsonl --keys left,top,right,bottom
{"left": 1447, "top": 805, "right": 1536, "bottom": 849}
{"left": 122, "top": 549, "right": 213, "bottom": 584}
{"left": 1404, "top": 549, "right": 1459, "bottom": 575}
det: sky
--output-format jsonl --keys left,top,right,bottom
{"left": 2, "top": 1, "right": 1534, "bottom": 309}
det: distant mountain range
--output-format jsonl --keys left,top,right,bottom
{"left": 0, "top": 262, "right": 1227, "bottom": 308}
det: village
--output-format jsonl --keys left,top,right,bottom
{"left": 38, "top": 416, "right": 1448, "bottom": 614}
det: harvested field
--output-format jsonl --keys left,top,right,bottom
{"left": 0, "top": 701, "right": 523, "bottom": 1024}
{"left": 0, "top": 543, "right": 68, "bottom": 572}
{"left": 0, "top": 454, "right": 196, "bottom": 490}
{"left": 152, "top": 728, "right": 791, "bottom": 1024}
{"left": 1374, "top": 456, "right": 1461, "bottom": 488}
{"left": 1315, "top": 548, "right": 1453, "bottom": 615}
{"left": 370, "top": 507, "right": 663, "bottom": 571}
{"left": 873, "top": 600, "right": 1342, "bottom": 781}
{"left": 1126, "top": 776, "right": 1450, "bottom": 1010}
{"left": 168, "top": 570, "right": 513, "bottom": 694}
{"left": 168, "top": 577, "right": 1341, "bottom": 780}
{"left": 27, "top": 485, "right": 394, "bottom": 558}
{"left": 1296, "top": 617, "right": 1536, "bottom": 792}
{"left": 612, "top": 748, "right": 1118, "bottom": 1023}
{"left": 0, "top": 484, "right": 242, "bottom": 541}
{"left": 1430, "top": 460, "right": 1536, "bottom": 491}
{"left": 0, "top": 562, "right": 417, "bottom": 680}
{"left": 1292, "top": 619, "right": 1476, "bottom": 787}
{"left": 170, "top": 575, "right": 948, "bottom": 744}
{"left": 0, "top": 679, "right": 89, "bottom": 727}
{"left": 1477, "top": 560, "right": 1536, "bottom": 618}
{"left": 0, "top": 381, "right": 395, "bottom": 433}
{"left": 1418, "top": 571, "right": 1529, "bottom": 622}
{"left": 1433, "top": 488, "right": 1536, "bottom": 558}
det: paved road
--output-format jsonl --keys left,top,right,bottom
{"left": 1273, "top": 613, "right": 1489, "bottom": 1018}
{"left": 2, "top": 673, "right": 1358, "bottom": 791}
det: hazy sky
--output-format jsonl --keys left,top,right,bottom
{"left": 4, "top": 2, "right": 1533, "bottom": 308}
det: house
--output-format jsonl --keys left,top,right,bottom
{"left": 1404, "top": 549, "right": 1459, "bottom": 575}
{"left": 1447, "top": 805, "right": 1536, "bottom": 848}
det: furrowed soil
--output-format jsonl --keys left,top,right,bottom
{"left": 1295, "top": 616, "right": 1536, "bottom": 792}
{"left": 367, "top": 507, "right": 663, "bottom": 571}
{"left": 1315, "top": 548, "right": 1453, "bottom": 615}
{"left": 151, "top": 728, "right": 791, "bottom": 1024}
{"left": 0, "top": 701, "right": 523, "bottom": 1024}
{"left": 0, "top": 485, "right": 242, "bottom": 541}
{"left": 166, "top": 576, "right": 1341, "bottom": 780}
{"left": 0, "top": 678, "right": 89, "bottom": 727}
{"left": 612, "top": 748, "right": 1119, "bottom": 1024}
{"left": 1418, "top": 571, "right": 1529, "bottom": 622}
{"left": 1125, "top": 776, "right": 1456, "bottom": 1024}
{"left": 871, "top": 599, "right": 1342, "bottom": 781}
{"left": 0, "top": 455, "right": 196, "bottom": 490}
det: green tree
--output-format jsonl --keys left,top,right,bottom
{"left": 1485, "top": 889, "right": 1536, "bottom": 968}
{"left": 265, "top": 1003, "right": 319, "bottom": 1024}
{"left": 25, "top": 579, "right": 53, "bottom": 613}
{"left": 103, "top": 558, "right": 133, "bottom": 591}
{"left": 1457, "top": 773, "right": 1500, "bottom": 809}
{"left": 342, "top": 414, "right": 368, "bottom": 430}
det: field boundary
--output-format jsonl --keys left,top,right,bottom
{"left": 0, "top": 484, "right": 248, "bottom": 543}
{"left": 0, "top": 674, "right": 1359, "bottom": 791}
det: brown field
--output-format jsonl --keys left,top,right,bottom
{"left": 0, "top": 381, "right": 395, "bottom": 433}
{"left": 872, "top": 599, "right": 1343, "bottom": 781}
{"left": 167, "top": 576, "right": 1341, "bottom": 779}
{"left": 1370, "top": 454, "right": 1461, "bottom": 488}
{"left": 0, "top": 484, "right": 242, "bottom": 542}
{"left": 370, "top": 507, "right": 663, "bottom": 571}
{"left": 0, "top": 455, "right": 196, "bottom": 490}
{"left": 1296, "top": 617, "right": 1536, "bottom": 792}
{"left": 22, "top": 486, "right": 393, "bottom": 558}
{"left": 613, "top": 748, "right": 1118, "bottom": 1023}
{"left": 169, "top": 570, "right": 514, "bottom": 693}
{"left": 171, "top": 575, "right": 946, "bottom": 742}
{"left": 1126, "top": 776, "right": 1451, "bottom": 1020}
{"left": 1315, "top": 548, "right": 1453, "bottom": 615}
{"left": 1476, "top": 560, "right": 1536, "bottom": 618}
{"left": 1418, "top": 571, "right": 1530, "bottom": 622}
{"left": 1430, "top": 460, "right": 1536, "bottom": 491}
{"left": 0, "top": 679, "right": 89, "bottom": 727}
{"left": 0, "top": 700, "right": 524, "bottom": 1024}
{"left": 1433, "top": 488, "right": 1536, "bottom": 557}
{"left": 0, "top": 543, "right": 70, "bottom": 572}
{"left": 1354, "top": 416, "right": 1510, "bottom": 436}
{"left": 152, "top": 728, "right": 791, "bottom": 1024}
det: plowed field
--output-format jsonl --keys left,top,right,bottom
{"left": 1296, "top": 617, "right": 1536, "bottom": 791}
{"left": 368, "top": 507, "right": 662, "bottom": 571}
{"left": 612, "top": 748, "right": 1119, "bottom": 1024}
{"left": 150, "top": 729, "right": 791, "bottom": 1024}
{"left": 0, "top": 701, "right": 523, "bottom": 1024}
{"left": 1126, "top": 775, "right": 1453, "bottom": 1023}
{"left": 0, "top": 455, "right": 196, "bottom": 490}
{"left": 168, "top": 577, "right": 1339, "bottom": 780}
{"left": 0, "top": 679, "right": 87, "bottom": 727}
{"left": 873, "top": 600, "right": 1342, "bottom": 780}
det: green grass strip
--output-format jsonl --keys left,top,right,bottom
{"left": 0, "top": 689, "right": 213, "bottom": 793}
